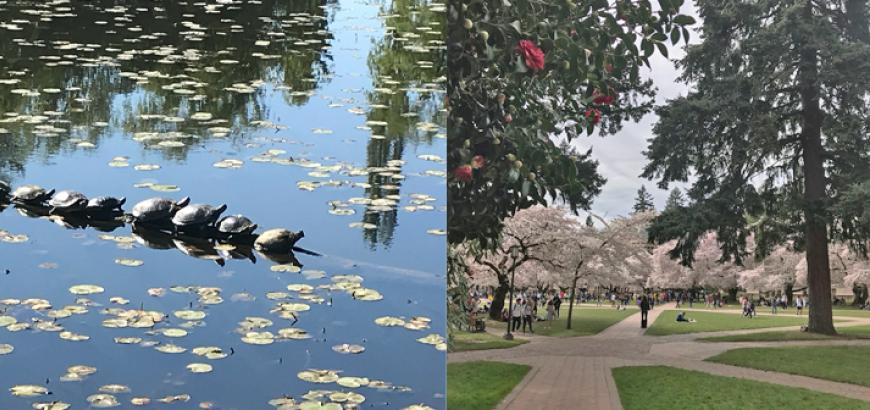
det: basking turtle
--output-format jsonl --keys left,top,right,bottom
{"left": 0, "top": 180, "right": 9, "bottom": 198}
{"left": 130, "top": 197, "right": 190, "bottom": 224}
{"left": 217, "top": 215, "right": 258, "bottom": 236}
{"left": 48, "top": 190, "right": 88, "bottom": 214}
{"left": 11, "top": 185, "right": 55, "bottom": 204}
{"left": 87, "top": 196, "right": 126, "bottom": 213}
{"left": 171, "top": 203, "right": 228, "bottom": 231}
{"left": 254, "top": 229, "right": 305, "bottom": 253}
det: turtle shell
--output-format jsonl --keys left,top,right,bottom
{"left": 172, "top": 204, "right": 226, "bottom": 227}
{"left": 11, "top": 184, "right": 51, "bottom": 202}
{"left": 254, "top": 229, "right": 304, "bottom": 253}
{"left": 87, "top": 196, "right": 126, "bottom": 211}
{"left": 49, "top": 190, "right": 88, "bottom": 209}
{"left": 218, "top": 215, "right": 257, "bottom": 234}
{"left": 131, "top": 198, "right": 174, "bottom": 221}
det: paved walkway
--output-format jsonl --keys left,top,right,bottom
{"left": 449, "top": 304, "right": 870, "bottom": 409}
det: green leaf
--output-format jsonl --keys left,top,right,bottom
{"left": 656, "top": 41, "right": 669, "bottom": 58}
{"left": 673, "top": 15, "right": 695, "bottom": 25}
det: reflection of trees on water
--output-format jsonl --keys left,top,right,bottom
{"left": 360, "top": 0, "right": 445, "bottom": 248}
{"left": 0, "top": 0, "right": 333, "bottom": 178}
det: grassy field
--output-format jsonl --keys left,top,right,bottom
{"left": 612, "top": 366, "right": 870, "bottom": 409}
{"left": 706, "top": 346, "right": 870, "bottom": 387}
{"left": 447, "top": 361, "right": 530, "bottom": 410}
{"left": 487, "top": 305, "right": 637, "bottom": 337}
{"left": 645, "top": 310, "right": 811, "bottom": 336}
{"left": 450, "top": 331, "right": 529, "bottom": 352}
{"left": 700, "top": 324, "right": 870, "bottom": 342}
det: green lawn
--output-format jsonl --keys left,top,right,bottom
{"left": 447, "top": 361, "right": 530, "bottom": 410}
{"left": 487, "top": 306, "right": 637, "bottom": 337}
{"left": 831, "top": 306, "right": 870, "bottom": 318}
{"left": 612, "top": 366, "right": 870, "bottom": 409}
{"left": 645, "top": 310, "right": 811, "bottom": 336}
{"left": 700, "top": 325, "right": 870, "bottom": 342}
{"left": 450, "top": 331, "right": 529, "bottom": 352}
{"left": 707, "top": 346, "right": 870, "bottom": 387}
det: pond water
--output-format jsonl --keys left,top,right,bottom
{"left": 0, "top": 0, "right": 445, "bottom": 409}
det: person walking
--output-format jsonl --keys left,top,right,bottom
{"left": 522, "top": 299, "right": 535, "bottom": 333}
{"left": 795, "top": 295, "right": 804, "bottom": 315}
{"left": 545, "top": 296, "right": 556, "bottom": 326}
{"left": 771, "top": 294, "right": 778, "bottom": 314}
{"left": 640, "top": 295, "right": 651, "bottom": 328}
{"left": 511, "top": 298, "right": 523, "bottom": 331}
{"left": 553, "top": 293, "right": 562, "bottom": 318}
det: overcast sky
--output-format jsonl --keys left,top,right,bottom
{"left": 575, "top": 2, "right": 699, "bottom": 218}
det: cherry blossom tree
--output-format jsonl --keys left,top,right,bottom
{"left": 547, "top": 211, "right": 654, "bottom": 329}
{"left": 464, "top": 205, "right": 575, "bottom": 320}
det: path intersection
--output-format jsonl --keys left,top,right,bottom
{"left": 449, "top": 303, "right": 870, "bottom": 409}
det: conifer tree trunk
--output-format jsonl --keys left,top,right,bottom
{"left": 797, "top": 1, "right": 835, "bottom": 335}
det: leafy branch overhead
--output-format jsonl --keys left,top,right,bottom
{"left": 447, "top": 0, "right": 695, "bottom": 246}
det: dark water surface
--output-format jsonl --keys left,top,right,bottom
{"left": 0, "top": 0, "right": 445, "bottom": 408}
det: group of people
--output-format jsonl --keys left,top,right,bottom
{"left": 507, "top": 292, "right": 564, "bottom": 333}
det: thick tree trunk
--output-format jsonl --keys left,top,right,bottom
{"left": 797, "top": 1, "right": 835, "bottom": 335}
{"left": 489, "top": 279, "right": 510, "bottom": 321}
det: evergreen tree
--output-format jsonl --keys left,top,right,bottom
{"left": 664, "top": 187, "right": 685, "bottom": 211}
{"left": 642, "top": 0, "right": 870, "bottom": 334}
{"left": 633, "top": 185, "right": 655, "bottom": 213}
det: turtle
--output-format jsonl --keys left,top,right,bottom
{"left": 11, "top": 184, "right": 55, "bottom": 204}
{"left": 48, "top": 190, "right": 89, "bottom": 214}
{"left": 0, "top": 180, "right": 9, "bottom": 198}
{"left": 217, "top": 215, "right": 258, "bottom": 236}
{"left": 171, "top": 203, "right": 228, "bottom": 232}
{"left": 254, "top": 229, "right": 305, "bottom": 253}
{"left": 86, "top": 196, "right": 126, "bottom": 213}
{"left": 130, "top": 197, "right": 190, "bottom": 224}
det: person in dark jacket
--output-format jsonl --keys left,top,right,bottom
{"left": 552, "top": 294, "right": 562, "bottom": 318}
{"left": 640, "top": 295, "right": 651, "bottom": 325}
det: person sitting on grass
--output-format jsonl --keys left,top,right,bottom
{"left": 675, "top": 311, "right": 695, "bottom": 323}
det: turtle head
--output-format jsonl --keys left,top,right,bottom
{"left": 290, "top": 230, "right": 304, "bottom": 246}
{"left": 175, "top": 196, "right": 191, "bottom": 208}
{"left": 44, "top": 189, "right": 56, "bottom": 201}
{"left": 117, "top": 197, "right": 126, "bottom": 207}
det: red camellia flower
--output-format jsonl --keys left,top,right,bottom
{"left": 585, "top": 108, "right": 602, "bottom": 125}
{"left": 593, "top": 94, "right": 615, "bottom": 105}
{"left": 471, "top": 155, "right": 486, "bottom": 169}
{"left": 454, "top": 165, "right": 473, "bottom": 182}
{"left": 516, "top": 40, "right": 545, "bottom": 72}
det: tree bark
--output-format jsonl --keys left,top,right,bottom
{"left": 566, "top": 272, "right": 579, "bottom": 330}
{"left": 489, "top": 279, "right": 510, "bottom": 321}
{"left": 797, "top": 1, "right": 836, "bottom": 335}
{"left": 785, "top": 283, "right": 794, "bottom": 306}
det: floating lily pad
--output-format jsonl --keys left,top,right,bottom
{"left": 186, "top": 363, "right": 213, "bottom": 374}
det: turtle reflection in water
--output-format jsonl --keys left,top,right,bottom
{"left": 0, "top": 180, "right": 9, "bottom": 198}
{"left": 173, "top": 236, "right": 225, "bottom": 266}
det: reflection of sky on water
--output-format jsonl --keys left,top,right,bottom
{"left": 0, "top": 0, "right": 445, "bottom": 408}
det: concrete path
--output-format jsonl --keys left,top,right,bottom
{"left": 449, "top": 303, "right": 870, "bottom": 408}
